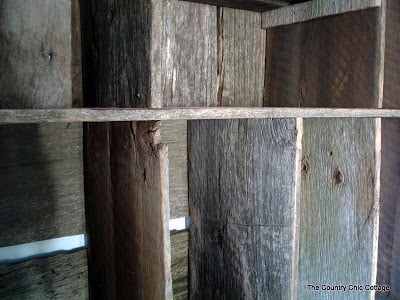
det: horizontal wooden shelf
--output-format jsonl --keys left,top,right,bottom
{"left": 1, "top": 107, "right": 400, "bottom": 123}
{"left": 262, "top": 0, "right": 381, "bottom": 28}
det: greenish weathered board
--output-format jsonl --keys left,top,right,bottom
{"left": 189, "top": 118, "right": 299, "bottom": 299}
{"left": 298, "top": 118, "right": 378, "bottom": 300}
{"left": 170, "top": 231, "right": 189, "bottom": 300}
{"left": 0, "top": 250, "right": 88, "bottom": 300}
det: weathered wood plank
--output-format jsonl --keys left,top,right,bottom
{"left": 0, "top": 123, "right": 84, "bottom": 247}
{"left": 171, "top": 231, "right": 189, "bottom": 300}
{"left": 0, "top": 0, "right": 72, "bottom": 108}
{"left": 266, "top": 8, "right": 383, "bottom": 108}
{"left": 4, "top": 107, "right": 400, "bottom": 123}
{"left": 262, "top": 0, "right": 381, "bottom": 28}
{"left": 298, "top": 118, "right": 379, "bottom": 299}
{"left": 0, "top": 250, "right": 88, "bottom": 300}
{"left": 181, "top": 0, "right": 301, "bottom": 12}
{"left": 218, "top": 8, "right": 265, "bottom": 107}
{"left": 189, "top": 118, "right": 299, "bottom": 299}
{"left": 160, "top": 120, "right": 188, "bottom": 219}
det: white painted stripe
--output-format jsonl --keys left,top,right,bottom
{"left": 0, "top": 234, "right": 86, "bottom": 264}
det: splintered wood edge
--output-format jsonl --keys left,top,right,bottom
{"left": 1, "top": 107, "right": 400, "bottom": 123}
{"left": 262, "top": 0, "right": 382, "bottom": 28}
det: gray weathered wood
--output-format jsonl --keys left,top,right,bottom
{"left": 266, "top": 7, "right": 383, "bottom": 108}
{"left": 0, "top": 123, "right": 84, "bottom": 247}
{"left": 262, "top": 0, "right": 381, "bottom": 28}
{"left": 0, "top": 0, "right": 72, "bottom": 108}
{"left": 218, "top": 8, "right": 266, "bottom": 107}
{"left": 298, "top": 118, "right": 378, "bottom": 299}
{"left": 4, "top": 107, "right": 400, "bottom": 123}
{"left": 182, "top": 0, "right": 298, "bottom": 12}
{"left": 171, "top": 231, "right": 189, "bottom": 300}
{"left": 189, "top": 118, "right": 299, "bottom": 299}
{"left": 0, "top": 250, "right": 88, "bottom": 300}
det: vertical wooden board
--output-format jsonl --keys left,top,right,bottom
{"left": 377, "top": 119, "right": 400, "bottom": 299}
{"left": 265, "top": 8, "right": 382, "bottom": 108}
{"left": 0, "top": 250, "right": 88, "bottom": 300}
{"left": 299, "top": 118, "right": 378, "bottom": 300}
{"left": 170, "top": 232, "right": 189, "bottom": 300}
{"left": 0, "top": 0, "right": 72, "bottom": 108}
{"left": 218, "top": 8, "right": 266, "bottom": 107}
{"left": 189, "top": 118, "right": 298, "bottom": 299}
{"left": 83, "top": 123, "right": 115, "bottom": 300}
{"left": 0, "top": 123, "right": 84, "bottom": 247}
{"left": 160, "top": 120, "right": 189, "bottom": 219}
{"left": 161, "top": 0, "right": 217, "bottom": 107}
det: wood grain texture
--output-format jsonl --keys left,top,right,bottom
{"left": 84, "top": 122, "right": 172, "bottom": 300}
{"left": 0, "top": 0, "right": 72, "bottom": 109}
{"left": 377, "top": 119, "right": 400, "bottom": 299}
{"left": 262, "top": 0, "right": 381, "bottom": 28}
{"left": 298, "top": 118, "right": 378, "bottom": 300}
{"left": 160, "top": 120, "right": 188, "bottom": 218}
{"left": 377, "top": 2, "right": 400, "bottom": 298}
{"left": 0, "top": 123, "right": 84, "bottom": 247}
{"left": 189, "top": 118, "right": 298, "bottom": 299}
{"left": 266, "top": 8, "right": 383, "bottom": 108}
{"left": 171, "top": 231, "right": 189, "bottom": 300}
{"left": 0, "top": 250, "right": 88, "bottom": 300}
{"left": 161, "top": 0, "right": 217, "bottom": 107}
{"left": 218, "top": 8, "right": 265, "bottom": 107}
{"left": 181, "top": 0, "right": 305, "bottom": 12}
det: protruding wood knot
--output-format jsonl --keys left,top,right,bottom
{"left": 333, "top": 168, "right": 344, "bottom": 186}
{"left": 301, "top": 157, "right": 309, "bottom": 174}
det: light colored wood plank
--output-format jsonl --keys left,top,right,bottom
{"left": 0, "top": 250, "right": 88, "bottom": 300}
{"left": 262, "top": 0, "right": 381, "bottom": 28}
{"left": 218, "top": 8, "right": 266, "bottom": 107}
{"left": 189, "top": 118, "right": 299, "bottom": 299}
{"left": 4, "top": 107, "right": 400, "bottom": 123}
{"left": 266, "top": 7, "right": 383, "bottom": 108}
{"left": 298, "top": 118, "right": 379, "bottom": 299}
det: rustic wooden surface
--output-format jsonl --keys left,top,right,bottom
{"left": 0, "top": 250, "right": 88, "bottom": 300}
{"left": 0, "top": 123, "right": 84, "bottom": 247}
{"left": 189, "top": 118, "right": 298, "bottom": 299}
{"left": 182, "top": 0, "right": 304, "bottom": 11}
{"left": 170, "top": 232, "right": 189, "bottom": 300}
{"left": 298, "top": 118, "right": 378, "bottom": 300}
{"left": 84, "top": 122, "right": 172, "bottom": 299}
{"left": 377, "top": 1, "right": 400, "bottom": 298}
{"left": 4, "top": 107, "right": 400, "bottom": 123}
{"left": 218, "top": 8, "right": 265, "bottom": 107}
{"left": 266, "top": 8, "right": 382, "bottom": 108}
{"left": 262, "top": 0, "right": 381, "bottom": 28}
{"left": 0, "top": 0, "right": 72, "bottom": 108}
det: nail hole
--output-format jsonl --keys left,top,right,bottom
{"left": 333, "top": 168, "right": 344, "bottom": 186}
{"left": 301, "top": 158, "right": 309, "bottom": 174}
{"left": 328, "top": 150, "right": 333, "bottom": 156}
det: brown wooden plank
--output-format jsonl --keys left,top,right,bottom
{"left": 171, "top": 232, "right": 189, "bottom": 300}
{"left": 218, "top": 8, "right": 266, "bottom": 107}
{"left": 189, "top": 118, "right": 299, "bottom": 299}
{"left": 0, "top": 250, "right": 88, "bottom": 300}
{"left": 266, "top": 8, "right": 383, "bottom": 108}
{"left": 262, "top": 0, "right": 381, "bottom": 28}
{"left": 298, "top": 118, "right": 379, "bottom": 299}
